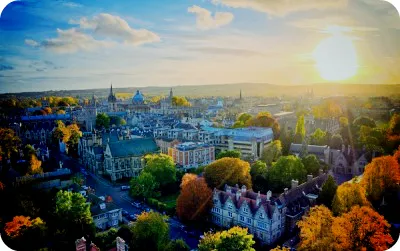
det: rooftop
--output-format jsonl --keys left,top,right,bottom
{"left": 107, "top": 138, "right": 159, "bottom": 157}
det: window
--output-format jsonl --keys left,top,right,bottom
{"left": 257, "top": 222, "right": 267, "bottom": 230}
{"left": 228, "top": 212, "right": 232, "bottom": 217}
{"left": 240, "top": 216, "right": 245, "bottom": 222}
{"left": 247, "top": 218, "right": 252, "bottom": 224}
{"left": 212, "top": 207, "right": 221, "bottom": 214}
{"left": 243, "top": 207, "right": 248, "bottom": 213}
{"left": 228, "top": 203, "right": 233, "bottom": 210}
{"left": 259, "top": 213, "right": 264, "bottom": 219}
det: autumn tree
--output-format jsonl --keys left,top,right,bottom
{"left": 270, "top": 246, "right": 291, "bottom": 251}
{"left": 386, "top": 113, "right": 400, "bottom": 152}
{"left": 216, "top": 150, "right": 241, "bottom": 159}
{"left": 143, "top": 154, "right": 176, "bottom": 190}
{"left": 317, "top": 175, "right": 337, "bottom": 209}
{"left": 245, "top": 112, "right": 280, "bottom": 139}
{"left": 4, "top": 216, "right": 46, "bottom": 239}
{"left": 261, "top": 140, "right": 282, "bottom": 166}
{"left": 268, "top": 155, "right": 306, "bottom": 192}
{"left": 132, "top": 211, "right": 169, "bottom": 250}
{"left": 353, "top": 116, "right": 376, "bottom": 129}
{"left": 172, "top": 96, "right": 191, "bottom": 107}
{"left": 301, "top": 154, "right": 320, "bottom": 176}
{"left": 332, "top": 183, "right": 370, "bottom": 216}
{"left": 198, "top": 227, "right": 255, "bottom": 251}
{"left": 294, "top": 115, "right": 306, "bottom": 143}
{"left": 176, "top": 175, "right": 212, "bottom": 222}
{"left": 332, "top": 206, "right": 393, "bottom": 251}
{"left": 204, "top": 157, "right": 252, "bottom": 189}
{"left": 0, "top": 128, "right": 21, "bottom": 163}
{"left": 309, "top": 128, "right": 327, "bottom": 145}
{"left": 28, "top": 154, "right": 43, "bottom": 175}
{"left": 361, "top": 155, "right": 400, "bottom": 202}
{"left": 297, "top": 205, "right": 334, "bottom": 251}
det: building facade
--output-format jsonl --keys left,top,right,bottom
{"left": 168, "top": 142, "right": 215, "bottom": 169}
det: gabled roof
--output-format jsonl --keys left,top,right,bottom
{"left": 107, "top": 138, "right": 158, "bottom": 158}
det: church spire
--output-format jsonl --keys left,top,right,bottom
{"left": 169, "top": 88, "right": 173, "bottom": 99}
{"left": 110, "top": 83, "right": 113, "bottom": 95}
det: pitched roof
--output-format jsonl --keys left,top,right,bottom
{"left": 108, "top": 138, "right": 158, "bottom": 157}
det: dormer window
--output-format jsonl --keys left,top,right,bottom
{"left": 259, "top": 213, "right": 264, "bottom": 219}
{"left": 243, "top": 207, "right": 248, "bottom": 213}
{"left": 228, "top": 203, "right": 233, "bottom": 210}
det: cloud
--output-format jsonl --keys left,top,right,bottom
{"left": 211, "top": 0, "right": 348, "bottom": 16}
{"left": 188, "top": 5, "right": 234, "bottom": 30}
{"left": 25, "top": 39, "right": 39, "bottom": 47}
{"left": 62, "top": 2, "right": 82, "bottom": 8}
{"left": 188, "top": 47, "right": 265, "bottom": 57}
{"left": 33, "top": 28, "right": 114, "bottom": 54}
{"left": 0, "top": 64, "right": 14, "bottom": 71}
{"left": 69, "top": 13, "right": 160, "bottom": 45}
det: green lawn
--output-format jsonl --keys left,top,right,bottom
{"left": 158, "top": 193, "right": 179, "bottom": 208}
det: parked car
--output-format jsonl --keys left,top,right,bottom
{"left": 120, "top": 185, "right": 130, "bottom": 191}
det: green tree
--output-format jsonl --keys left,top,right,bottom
{"left": 109, "top": 116, "right": 126, "bottom": 126}
{"left": 250, "top": 161, "right": 268, "bottom": 193}
{"left": 94, "top": 228, "right": 118, "bottom": 251}
{"left": 279, "top": 126, "right": 294, "bottom": 155}
{"left": 53, "top": 191, "right": 95, "bottom": 247}
{"left": 294, "top": 115, "right": 306, "bottom": 143}
{"left": 353, "top": 116, "right": 376, "bottom": 129}
{"left": 143, "top": 154, "right": 176, "bottom": 189}
{"left": 332, "top": 183, "right": 370, "bottom": 216}
{"left": 96, "top": 113, "right": 110, "bottom": 129}
{"left": 216, "top": 150, "right": 241, "bottom": 159}
{"left": 261, "top": 140, "right": 282, "bottom": 166}
{"left": 165, "top": 239, "right": 190, "bottom": 251}
{"left": 237, "top": 113, "right": 252, "bottom": 124}
{"left": 317, "top": 175, "right": 337, "bottom": 209}
{"left": 198, "top": 227, "right": 255, "bottom": 251}
{"left": 269, "top": 155, "right": 306, "bottom": 192}
{"left": 130, "top": 172, "right": 160, "bottom": 199}
{"left": 132, "top": 211, "right": 169, "bottom": 251}
{"left": 204, "top": 157, "right": 252, "bottom": 189}
{"left": 330, "top": 134, "right": 343, "bottom": 149}
{"left": 301, "top": 154, "right": 320, "bottom": 176}
{"left": 309, "top": 128, "right": 327, "bottom": 145}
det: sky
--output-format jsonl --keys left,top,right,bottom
{"left": 0, "top": 0, "right": 399, "bottom": 93}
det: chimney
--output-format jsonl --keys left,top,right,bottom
{"left": 116, "top": 237, "right": 126, "bottom": 251}
{"left": 75, "top": 237, "right": 87, "bottom": 251}
{"left": 307, "top": 174, "right": 313, "bottom": 182}
{"left": 235, "top": 190, "right": 241, "bottom": 201}
{"left": 291, "top": 180, "right": 299, "bottom": 189}
{"left": 266, "top": 190, "right": 272, "bottom": 201}
{"left": 241, "top": 185, "right": 247, "bottom": 193}
{"left": 256, "top": 191, "right": 261, "bottom": 206}
{"left": 284, "top": 188, "right": 288, "bottom": 195}
{"left": 348, "top": 145, "right": 351, "bottom": 156}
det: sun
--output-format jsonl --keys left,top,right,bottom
{"left": 312, "top": 32, "right": 358, "bottom": 81}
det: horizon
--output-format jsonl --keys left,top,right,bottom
{"left": 1, "top": 0, "right": 400, "bottom": 93}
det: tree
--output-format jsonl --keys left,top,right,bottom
{"left": 109, "top": 116, "right": 126, "bottom": 126}
{"left": 353, "top": 116, "right": 376, "bottom": 129}
{"left": 28, "top": 154, "right": 43, "bottom": 175}
{"left": 268, "top": 156, "right": 306, "bottom": 192}
{"left": 176, "top": 175, "right": 212, "bottom": 222}
{"left": 294, "top": 115, "right": 306, "bottom": 143}
{"left": 4, "top": 216, "right": 46, "bottom": 238}
{"left": 386, "top": 113, "right": 400, "bottom": 153}
{"left": 95, "top": 228, "right": 118, "bottom": 251}
{"left": 129, "top": 172, "right": 160, "bottom": 199}
{"left": 330, "top": 134, "right": 343, "bottom": 149}
{"left": 301, "top": 154, "right": 320, "bottom": 176}
{"left": 317, "top": 175, "right": 337, "bottom": 209}
{"left": 280, "top": 126, "right": 294, "bottom": 155}
{"left": 165, "top": 239, "right": 190, "bottom": 251}
{"left": 261, "top": 140, "right": 282, "bottom": 165}
{"left": 332, "top": 183, "right": 370, "bottom": 216}
{"left": 250, "top": 161, "right": 268, "bottom": 193}
{"left": 216, "top": 150, "right": 241, "bottom": 160}
{"left": 361, "top": 155, "right": 400, "bottom": 202}
{"left": 54, "top": 191, "right": 94, "bottom": 244}
{"left": 96, "top": 113, "right": 110, "bottom": 129}
{"left": 198, "top": 227, "right": 255, "bottom": 251}
{"left": 172, "top": 96, "right": 191, "bottom": 107}
{"left": 204, "top": 157, "right": 252, "bottom": 189}
{"left": 237, "top": 113, "right": 252, "bottom": 124}
{"left": 245, "top": 112, "right": 280, "bottom": 139}
{"left": 309, "top": 128, "right": 327, "bottom": 145}
{"left": 297, "top": 205, "right": 334, "bottom": 251}
{"left": 0, "top": 128, "right": 21, "bottom": 162}
{"left": 132, "top": 211, "right": 169, "bottom": 251}
{"left": 339, "top": 116, "right": 349, "bottom": 127}
{"left": 332, "top": 206, "right": 393, "bottom": 251}
{"left": 143, "top": 154, "right": 176, "bottom": 189}
{"left": 270, "top": 246, "right": 291, "bottom": 251}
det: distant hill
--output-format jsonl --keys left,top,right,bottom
{"left": 1, "top": 83, "right": 400, "bottom": 99}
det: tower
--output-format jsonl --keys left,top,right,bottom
{"left": 107, "top": 83, "right": 117, "bottom": 112}
{"left": 240, "top": 89, "right": 242, "bottom": 100}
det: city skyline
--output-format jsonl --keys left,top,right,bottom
{"left": 0, "top": 0, "right": 399, "bottom": 93}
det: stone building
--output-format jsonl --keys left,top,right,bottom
{"left": 168, "top": 142, "right": 215, "bottom": 170}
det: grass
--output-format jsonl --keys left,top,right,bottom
{"left": 158, "top": 193, "right": 179, "bottom": 208}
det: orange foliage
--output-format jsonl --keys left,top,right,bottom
{"left": 332, "top": 206, "right": 393, "bottom": 251}
{"left": 0, "top": 181, "right": 4, "bottom": 191}
{"left": 28, "top": 154, "right": 43, "bottom": 175}
{"left": 4, "top": 216, "right": 44, "bottom": 238}
{"left": 176, "top": 176, "right": 212, "bottom": 222}
{"left": 332, "top": 182, "right": 370, "bottom": 216}
{"left": 180, "top": 173, "right": 197, "bottom": 188}
{"left": 362, "top": 155, "right": 400, "bottom": 201}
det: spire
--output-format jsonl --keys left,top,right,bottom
{"left": 169, "top": 88, "right": 173, "bottom": 99}
{"left": 110, "top": 83, "right": 113, "bottom": 95}
{"left": 240, "top": 89, "right": 242, "bottom": 100}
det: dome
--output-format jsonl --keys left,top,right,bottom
{"left": 132, "top": 90, "right": 144, "bottom": 104}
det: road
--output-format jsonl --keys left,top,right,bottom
{"left": 57, "top": 153, "right": 201, "bottom": 249}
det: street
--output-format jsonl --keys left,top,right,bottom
{"left": 57, "top": 153, "right": 201, "bottom": 249}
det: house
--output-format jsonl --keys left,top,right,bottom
{"left": 210, "top": 173, "right": 328, "bottom": 245}
{"left": 168, "top": 142, "right": 215, "bottom": 170}
{"left": 331, "top": 145, "right": 372, "bottom": 176}
{"left": 88, "top": 193, "right": 122, "bottom": 230}
{"left": 104, "top": 138, "right": 159, "bottom": 181}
